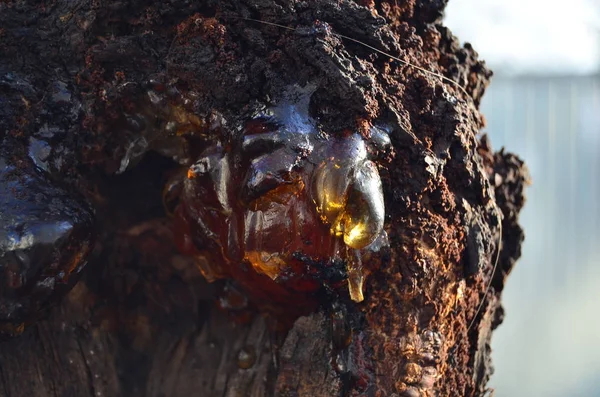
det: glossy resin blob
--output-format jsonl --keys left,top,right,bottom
{"left": 173, "top": 87, "right": 390, "bottom": 310}
{"left": 0, "top": 150, "right": 95, "bottom": 333}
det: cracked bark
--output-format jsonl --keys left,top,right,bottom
{"left": 0, "top": 1, "right": 528, "bottom": 396}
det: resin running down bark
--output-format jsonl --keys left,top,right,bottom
{"left": 0, "top": 0, "right": 527, "bottom": 396}
{"left": 173, "top": 86, "right": 389, "bottom": 306}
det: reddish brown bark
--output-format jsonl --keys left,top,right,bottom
{"left": 0, "top": 1, "right": 528, "bottom": 396}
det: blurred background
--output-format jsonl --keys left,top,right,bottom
{"left": 445, "top": 0, "right": 600, "bottom": 395}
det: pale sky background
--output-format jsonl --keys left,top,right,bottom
{"left": 445, "top": 0, "right": 600, "bottom": 75}
{"left": 444, "top": 2, "right": 600, "bottom": 396}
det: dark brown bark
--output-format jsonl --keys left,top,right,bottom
{"left": 0, "top": 1, "right": 528, "bottom": 396}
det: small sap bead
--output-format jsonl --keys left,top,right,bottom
{"left": 237, "top": 346, "right": 257, "bottom": 369}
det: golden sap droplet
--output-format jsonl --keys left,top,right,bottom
{"left": 335, "top": 160, "right": 385, "bottom": 250}
{"left": 312, "top": 135, "right": 368, "bottom": 223}
{"left": 312, "top": 161, "right": 352, "bottom": 223}
{"left": 346, "top": 250, "right": 365, "bottom": 302}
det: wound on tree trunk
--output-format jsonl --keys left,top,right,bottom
{"left": 0, "top": 1, "right": 529, "bottom": 396}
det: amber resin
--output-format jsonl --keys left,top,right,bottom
{"left": 172, "top": 86, "right": 389, "bottom": 308}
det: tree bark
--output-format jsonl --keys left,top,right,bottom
{"left": 0, "top": 1, "right": 529, "bottom": 396}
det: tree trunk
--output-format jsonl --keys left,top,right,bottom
{"left": 0, "top": 1, "right": 529, "bottom": 396}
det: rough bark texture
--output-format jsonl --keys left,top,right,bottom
{"left": 0, "top": 1, "right": 529, "bottom": 396}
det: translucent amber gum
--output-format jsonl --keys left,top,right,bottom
{"left": 173, "top": 86, "right": 389, "bottom": 307}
